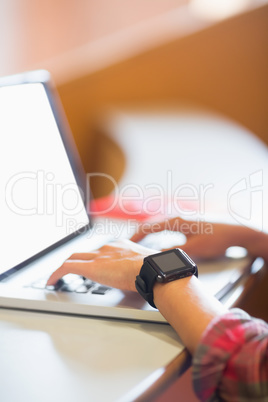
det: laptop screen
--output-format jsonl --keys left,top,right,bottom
{"left": 1, "top": 81, "right": 90, "bottom": 275}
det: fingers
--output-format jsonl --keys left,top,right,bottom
{"left": 46, "top": 240, "right": 159, "bottom": 290}
{"left": 46, "top": 242, "right": 143, "bottom": 288}
{"left": 46, "top": 260, "right": 93, "bottom": 286}
{"left": 67, "top": 252, "right": 98, "bottom": 260}
{"left": 47, "top": 251, "right": 98, "bottom": 285}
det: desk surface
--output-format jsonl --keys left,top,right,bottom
{"left": 0, "top": 308, "right": 183, "bottom": 402}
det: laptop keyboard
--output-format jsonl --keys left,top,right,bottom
{"left": 30, "top": 274, "right": 111, "bottom": 295}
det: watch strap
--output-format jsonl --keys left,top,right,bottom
{"left": 135, "top": 261, "right": 158, "bottom": 308}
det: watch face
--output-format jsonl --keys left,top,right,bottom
{"left": 151, "top": 252, "right": 186, "bottom": 273}
{"left": 150, "top": 249, "right": 196, "bottom": 278}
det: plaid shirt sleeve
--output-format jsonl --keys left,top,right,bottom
{"left": 192, "top": 308, "right": 268, "bottom": 401}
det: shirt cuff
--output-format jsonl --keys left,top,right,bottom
{"left": 192, "top": 308, "right": 268, "bottom": 401}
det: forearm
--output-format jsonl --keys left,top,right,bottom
{"left": 153, "top": 276, "right": 227, "bottom": 355}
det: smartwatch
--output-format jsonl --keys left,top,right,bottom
{"left": 135, "top": 248, "right": 198, "bottom": 308}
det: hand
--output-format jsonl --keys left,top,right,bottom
{"left": 131, "top": 217, "right": 259, "bottom": 260}
{"left": 47, "top": 239, "right": 158, "bottom": 291}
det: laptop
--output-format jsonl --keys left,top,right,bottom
{"left": 0, "top": 70, "right": 169, "bottom": 322}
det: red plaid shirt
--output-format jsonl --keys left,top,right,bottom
{"left": 192, "top": 309, "right": 268, "bottom": 401}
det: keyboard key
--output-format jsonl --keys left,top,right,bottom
{"left": 62, "top": 274, "right": 83, "bottom": 284}
{"left": 60, "top": 283, "right": 80, "bottom": 292}
{"left": 76, "top": 281, "right": 94, "bottom": 293}
{"left": 84, "top": 279, "right": 96, "bottom": 287}
{"left": 46, "top": 278, "right": 65, "bottom": 291}
{"left": 76, "top": 285, "right": 91, "bottom": 293}
{"left": 30, "top": 275, "right": 107, "bottom": 296}
{"left": 91, "top": 286, "right": 111, "bottom": 295}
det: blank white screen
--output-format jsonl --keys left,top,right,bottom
{"left": 0, "top": 83, "right": 89, "bottom": 273}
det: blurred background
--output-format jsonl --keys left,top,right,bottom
{"left": 1, "top": 0, "right": 267, "bottom": 198}
{"left": 1, "top": 2, "right": 268, "bottom": 401}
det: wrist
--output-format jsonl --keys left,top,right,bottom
{"left": 153, "top": 275, "right": 227, "bottom": 354}
{"left": 135, "top": 248, "right": 198, "bottom": 308}
{"left": 153, "top": 276, "right": 192, "bottom": 308}
{"left": 129, "top": 258, "right": 146, "bottom": 292}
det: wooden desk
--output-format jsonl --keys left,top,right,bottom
{"left": 0, "top": 308, "right": 183, "bottom": 402}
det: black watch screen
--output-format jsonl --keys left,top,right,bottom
{"left": 147, "top": 248, "right": 197, "bottom": 281}
{"left": 151, "top": 252, "right": 187, "bottom": 273}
